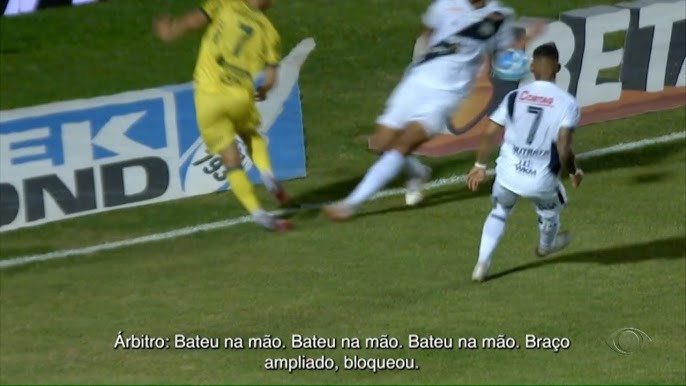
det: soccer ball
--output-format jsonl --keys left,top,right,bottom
{"left": 492, "top": 49, "right": 530, "bottom": 81}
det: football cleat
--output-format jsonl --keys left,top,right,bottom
{"left": 262, "top": 174, "right": 290, "bottom": 206}
{"left": 321, "top": 202, "right": 355, "bottom": 222}
{"left": 271, "top": 185, "right": 290, "bottom": 206}
{"left": 536, "top": 231, "right": 572, "bottom": 257}
{"left": 472, "top": 261, "right": 491, "bottom": 283}
{"left": 252, "top": 210, "right": 292, "bottom": 232}
{"left": 405, "top": 165, "right": 432, "bottom": 206}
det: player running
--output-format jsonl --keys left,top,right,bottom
{"left": 322, "top": 0, "right": 542, "bottom": 221}
{"left": 154, "top": 0, "right": 291, "bottom": 232}
{"left": 467, "top": 43, "right": 584, "bottom": 282}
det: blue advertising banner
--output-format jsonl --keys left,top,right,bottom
{"left": 0, "top": 38, "right": 316, "bottom": 231}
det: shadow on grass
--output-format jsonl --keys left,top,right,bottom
{"left": 286, "top": 154, "right": 467, "bottom": 207}
{"left": 488, "top": 235, "right": 686, "bottom": 281}
{"left": 356, "top": 184, "right": 491, "bottom": 220}
{"left": 628, "top": 171, "right": 675, "bottom": 185}
{"left": 285, "top": 138, "right": 685, "bottom": 220}
{"left": 288, "top": 174, "right": 365, "bottom": 206}
{"left": 580, "top": 140, "right": 685, "bottom": 173}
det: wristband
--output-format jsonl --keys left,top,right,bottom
{"left": 474, "top": 162, "right": 487, "bottom": 170}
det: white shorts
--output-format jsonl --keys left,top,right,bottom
{"left": 491, "top": 178, "right": 568, "bottom": 220}
{"left": 376, "top": 73, "right": 466, "bottom": 136}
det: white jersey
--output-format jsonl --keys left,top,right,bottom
{"left": 411, "top": 0, "right": 516, "bottom": 91}
{"left": 491, "top": 80, "right": 581, "bottom": 196}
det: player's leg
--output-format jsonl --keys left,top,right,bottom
{"left": 238, "top": 105, "right": 289, "bottom": 205}
{"left": 403, "top": 87, "right": 466, "bottom": 205}
{"left": 218, "top": 145, "right": 289, "bottom": 232}
{"left": 195, "top": 90, "right": 289, "bottom": 232}
{"left": 371, "top": 81, "right": 433, "bottom": 204}
{"left": 472, "top": 179, "right": 518, "bottom": 282}
{"left": 369, "top": 125, "right": 400, "bottom": 154}
{"left": 534, "top": 183, "right": 571, "bottom": 256}
{"left": 323, "top": 120, "right": 431, "bottom": 221}
{"left": 242, "top": 131, "right": 289, "bottom": 205}
{"left": 387, "top": 84, "right": 463, "bottom": 206}
{"left": 394, "top": 121, "right": 433, "bottom": 206}
{"left": 371, "top": 124, "right": 432, "bottom": 206}
{"left": 361, "top": 85, "right": 459, "bottom": 208}
{"left": 219, "top": 144, "right": 260, "bottom": 215}
{"left": 322, "top": 80, "right": 446, "bottom": 220}
{"left": 404, "top": 157, "right": 432, "bottom": 206}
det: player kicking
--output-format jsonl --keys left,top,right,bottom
{"left": 154, "top": 0, "right": 291, "bottom": 232}
{"left": 467, "top": 43, "right": 584, "bottom": 282}
{"left": 323, "top": 0, "right": 541, "bottom": 221}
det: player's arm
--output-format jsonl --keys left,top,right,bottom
{"left": 510, "top": 20, "right": 546, "bottom": 50}
{"left": 557, "top": 102, "right": 583, "bottom": 187}
{"left": 557, "top": 129, "right": 583, "bottom": 188}
{"left": 493, "top": 14, "right": 546, "bottom": 52}
{"left": 467, "top": 90, "right": 511, "bottom": 191}
{"left": 475, "top": 120, "right": 504, "bottom": 166}
{"left": 255, "top": 27, "right": 282, "bottom": 101}
{"left": 255, "top": 65, "right": 278, "bottom": 101}
{"left": 557, "top": 128, "right": 576, "bottom": 173}
{"left": 413, "top": 1, "right": 440, "bottom": 61}
{"left": 467, "top": 120, "right": 504, "bottom": 191}
{"left": 154, "top": 9, "right": 209, "bottom": 42}
{"left": 413, "top": 28, "right": 433, "bottom": 62}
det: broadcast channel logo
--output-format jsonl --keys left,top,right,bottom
{"left": 606, "top": 327, "right": 652, "bottom": 355}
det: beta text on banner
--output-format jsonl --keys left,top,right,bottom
{"left": 371, "top": 0, "right": 685, "bottom": 157}
{"left": 0, "top": 38, "right": 316, "bottom": 232}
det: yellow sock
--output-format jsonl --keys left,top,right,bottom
{"left": 248, "top": 133, "right": 273, "bottom": 175}
{"left": 226, "top": 168, "right": 261, "bottom": 213}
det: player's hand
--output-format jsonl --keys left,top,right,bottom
{"left": 154, "top": 15, "right": 176, "bottom": 42}
{"left": 570, "top": 169, "right": 584, "bottom": 188}
{"left": 467, "top": 167, "right": 487, "bottom": 191}
{"left": 527, "top": 20, "right": 547, "bottom": 39}
{"left": 254, "top": 87, "right": 268, "bottom": 101}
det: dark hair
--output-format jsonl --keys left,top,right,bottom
{"left": 533, "top": 43, "right": 559, "bottom": 61}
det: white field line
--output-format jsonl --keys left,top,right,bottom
{"left": 1, "top": 131, "right": 684, "bottom": 270}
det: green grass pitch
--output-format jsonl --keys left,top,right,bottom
{"left": 1, "top": 0, "right": 685, "bottom": 384}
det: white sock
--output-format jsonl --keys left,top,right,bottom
{"left": 260, "top": 171, "right": 277, "bottom": 192}
{"left": 477, "top": 203, "right": 511, "bottom": 264}
{"left": 345, "top": 150, "right": 406, "bottom": 207}
{"left": 538, "top": 215, "right": 560, "bottom": 250}
{"left": 404, "top": 156, "right": 427, "bottom": 178}
{"left": 251, "top": 208, "right": 269, "bottom": 218}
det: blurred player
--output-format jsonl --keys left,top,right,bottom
{"left": 322, "top": 0, "right": 543, "bottom": 221}
{"left": 154, "top": 0, "right": 291, "bottom": 232}
{"left": 466, "top": 43, "right": 584, "bottom": 282}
